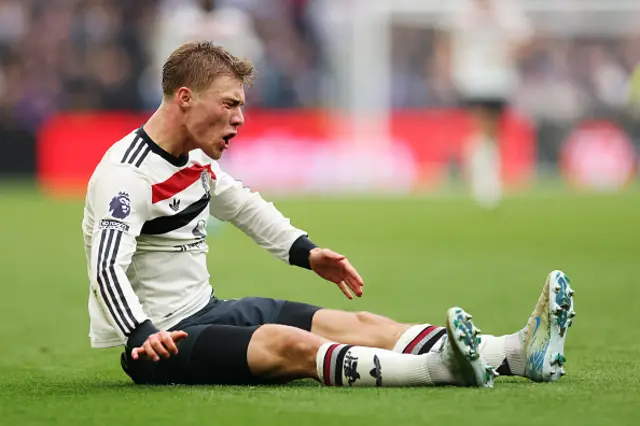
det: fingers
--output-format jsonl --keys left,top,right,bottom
{"left": 170, "top": 330, "right": 189, "bottom": 342}
{"left": 130, "top": 330, "right": 188, "bottom": 362}
{"left": 327, "top": 262, "right": 363, "bottom": 299}
{"left": 345, "top": 276, "right": 363, "bottom": 297}
{"left": 338, "top": 260, "right": 364, "bottom": 297}
{"left": 342, "top": 261, "right": 364, "bottom": 288}
{"left": 337, "top": 281, "right": 353, "bottom": 300}
{"left": 146, "top": 339, "right": 165, "bottom": 361}
{"left": 132, "top": 340, "right": 160, "bottom": 362}
{"left": 160, "top": 333, "right": 179, "bottom": 356}
{"left": 131, "top": 347, "right": 142, "bottom": 361}
{"left": 311, "top": 248, "right": 363, "bottom": 300}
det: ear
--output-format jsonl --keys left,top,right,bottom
{"left": 176, "top": 87, "right": 193, "bottom": 108}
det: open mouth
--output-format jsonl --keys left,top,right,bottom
{"left": 222, "top": 132, "right": 236, "bottom": 148}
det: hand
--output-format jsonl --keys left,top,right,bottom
{"left": 130, "top": 330, "right": 189, "bottom": 362}
{"left": 309, "top": 248, "right": 364, "bottom": 299}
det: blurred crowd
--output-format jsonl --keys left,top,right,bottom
{"left": 0, "top": 0, "right": 325, "bottom": 133}
{"left": 516, "top": 37, "right": 640, "bottom": 121}
{"left": 1, "top": 0, "right": 639, "bottom": 136}
{"left": 399, "top": 29, "right": 640, "bottom": 121}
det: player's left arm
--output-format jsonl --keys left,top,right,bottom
{"left": 209, "top": 169, "right": 364, "bottom": 299}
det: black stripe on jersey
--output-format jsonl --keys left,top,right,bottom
{"left": 140, "top": 193, "right": 211, "bottom": 235}
{"left": 107, "top": 230, "right": 139, "bottom": 331}
{"left": 96, "top": 229, "right": 139, "bottom": 335}
{"left": 101, "top": 229, "right": 135, "bottom": 334}
{"left": 97, "top": 229, "right": 129, "bottom": 335}
{"left": 127, "top": 139, "right": 146, "bottom": 166}
{"left": 134, "top": 145, "right": 151, "bottom": 168}
{"left": 121, "top": 136, "right": 142, "bottom": 164}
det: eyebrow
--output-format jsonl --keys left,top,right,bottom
{"left": 225, "top": 97, "right": 245, "bottom": 106}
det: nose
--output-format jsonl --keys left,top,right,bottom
{"left": 231, "top": 108, "right": 244, "bottom": 127}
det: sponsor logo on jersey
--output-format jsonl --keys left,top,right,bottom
{"left": 109, "top": 192, "right": 131, "bottom": 219}
{"left": 99, "top": 219, "right": 130, "bottom": 232}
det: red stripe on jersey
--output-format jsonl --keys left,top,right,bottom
{"left": 151, "top": 164, "right": 216, "bottom": 204}
{"left": 323, "top": 343, "right": 340, "bottom": 386}
{"left": 403, "top": 325, "right": 437, "bottom": 354}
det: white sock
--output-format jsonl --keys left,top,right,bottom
{"left": 478, "top": 332, "right": 526, "bottom": 376}
{"left": 316, "top": 342, "right": 457, "bottom": 387}
{"left": 467, "top": 136, "right": 502, "bottom": 209}
{"left": 393, "top": 324, "right": 447, "bottom": 355}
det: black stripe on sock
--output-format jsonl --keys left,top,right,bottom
{"left": 334, "top": 345, "right": 353, "bottom": 386}
{"left": 417, "top": 328, "right": 447, "bottom": 355}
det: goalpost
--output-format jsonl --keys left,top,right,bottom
{"left": 317, "top": 0, "right": 640, "bottom": 145}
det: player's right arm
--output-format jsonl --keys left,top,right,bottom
{"left": 88, "top": 166, "right": 186, "bottom": 359}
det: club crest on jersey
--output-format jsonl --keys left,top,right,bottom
{"left": 192, "top": 219, "right": 207, "bottom": 238}
{"left": 201, "top": 169, "right": 210, "bottom": 193}
{"left": 109, "top": 191, "right": 131, "bottom": 219}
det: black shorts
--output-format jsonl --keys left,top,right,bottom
{"left": 460, "top": 97, "right": 508, "bottom": 114}
{"left": 120, "top": 297, "right": 322, "bottom": 385}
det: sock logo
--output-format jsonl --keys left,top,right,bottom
{"left": 369, "top": 355, "right": 382, "bottom": 387}
{"left": 343, "top": 351, "right": 361, "bottom": 386}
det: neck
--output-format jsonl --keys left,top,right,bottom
{"left": 144, "top": 102, "right": 191, "bottom": 158}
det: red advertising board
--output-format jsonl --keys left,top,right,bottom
{"left": 560, "top": 119, "right": 637, "bottom": 191}
{"left": 37, "top": 109, "right": 535, "bottom": 196}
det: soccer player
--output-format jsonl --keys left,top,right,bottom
{"left": 82, "top": 42, "right": 575, "bottom": 388}
{"left": 440, "top": 0, "right": 533, "bottom": 208}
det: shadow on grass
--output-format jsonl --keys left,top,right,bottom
{"left": 4, "top": 377, "right": 322, "bottom": 398}
{"left": 3, "top": 367, "right": 538, "bottom": 399}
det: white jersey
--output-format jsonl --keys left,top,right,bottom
{"left": 445, "top": 0, "right": 532, "bottom": 98}
{"left": 83, "top": 128, "right": 307, "bottom": 348}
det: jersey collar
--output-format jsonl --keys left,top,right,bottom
{"left": 137, "top": 127, "right": 189, "bottom": 167}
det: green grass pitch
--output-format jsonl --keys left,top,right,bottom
{"left": 1, "top": 184, "right": 639, "bottom": 425}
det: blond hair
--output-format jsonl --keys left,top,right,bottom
{"left": 162, "top": 41, "right": 255, "bottom": 96}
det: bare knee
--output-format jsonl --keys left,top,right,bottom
{"left": 354, "top": 311, "right": 380, "bottom": 325}
{"left": 311, "top": 309, "right": 408, "bottom": 350}
{"left": 247, "top": 324, "right": 326, "bottom": 381}
{"left": 354, "top": 311, "right": 404, "bottom": 330}
{"left": 268, "top": 325, "right": 319, "bottom": 359}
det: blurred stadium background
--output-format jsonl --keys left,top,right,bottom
{"left": 1, "top": 0, "right": 639, "bottom": 193}
{"left": 1, "top": 1, "right": 639, "bottom": 425}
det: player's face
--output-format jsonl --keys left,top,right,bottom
{"left": 184, "top": 75, "right": 245, "bottom": 160}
